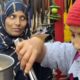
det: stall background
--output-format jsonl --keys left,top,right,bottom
{"left": 0, "top": 0, "right": 76, "bottom": 42}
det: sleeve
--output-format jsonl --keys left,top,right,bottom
{"left": 0, "top": 41, "right": 9, "bottom": 54}
{"left": 41, "top": 42, "right": 76, "bottom": 74}
{"left": 0, "top": 39, "right": 7, "bottom": 51}
{"left": 0, "top": 34, "right": 10, "bottom": 54}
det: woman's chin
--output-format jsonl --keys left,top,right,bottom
{"left": 10, "top": 33, "right": 21, "bottom": 37}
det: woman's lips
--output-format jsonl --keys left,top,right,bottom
{"left": 13, "top": 28, "right": 21, "bottom": 32}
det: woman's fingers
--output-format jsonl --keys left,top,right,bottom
{"left": 20, "top": 45, "right": 33, "bottom": 70}
{"left": 24, "top": 49, "right": 38, "bottom": 73}
{"left": 15, "top": 37, "right": 44, "bottom": 73}
{"left": 16, "top": 41, "right": 24, "bottom": 55}
{"left": 16, "top": 40, "right": 30, "bottom": 60}
{"left": 17, "top": 44, "right": 29, "bottom": 60}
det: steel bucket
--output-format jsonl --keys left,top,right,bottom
{"left": 0, "top": 54, "right": 14, "bottom": 80}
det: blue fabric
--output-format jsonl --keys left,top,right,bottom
{"left": 0, "top": 20, "right": 30, "bottom": 80}
{"left": 2, "top": 0, "right": 28, "bottom": 27}
{"left": 4, "top": 0, "right": 28, "bottom": 16}
{"left": 0, "top": 1, "right": 30, "bottom": 80}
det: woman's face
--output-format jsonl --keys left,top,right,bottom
{"left": 70, "top": 26, "right": 80, "bottom": 51}
{"left": 5, "top": 11, "right": 27, "bottom": 37}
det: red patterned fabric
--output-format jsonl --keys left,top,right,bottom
{"left": 54, "top": 69, "right": 67, "bottom": 80}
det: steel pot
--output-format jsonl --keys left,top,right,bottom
{"left": 0, "top": 54, "right": 14, "bottom": 80}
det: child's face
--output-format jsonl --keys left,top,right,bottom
{"left": 70, "top": 26, "right": 80, "bottom": 51}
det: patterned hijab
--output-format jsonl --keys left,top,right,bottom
{"left": 0, "top": 0, "right": 30, "bottom": 49}
{"left": 0, "top": 0, "right": 31, "bottom": 74}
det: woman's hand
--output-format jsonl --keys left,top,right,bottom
{"left": 16, "top": 37, "right": 44, "bottom": 73}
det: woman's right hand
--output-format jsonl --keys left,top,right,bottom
{"left": 16, "top": 37, "right": 45, "bottom": 73}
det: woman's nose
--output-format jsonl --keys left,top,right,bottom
{"left": 15, "top": 18, "right": 20, "bottom": 25}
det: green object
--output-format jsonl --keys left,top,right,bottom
{"left": 51, "top": 8, "right": 58, "bottom": 14}
{"left": 49, "top": 0, "right": 60, "bottom": 9}
{"left": 48, "top": 0, "right": 61, "bottom": 21}
{"left": 49, "top": 14, "right": 61, "bottom": 20}
{"left": 50, "top": 5, "right": 60, "bottom": 9}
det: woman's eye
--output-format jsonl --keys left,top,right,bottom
{"left": 10, "top": 15, "right": 15, "bottom": 19}
{"left": 20, "top": 16, "right": 26, "bottom": 21}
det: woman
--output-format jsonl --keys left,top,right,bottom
{"left": 0, "top": 0, "right": 30, "bottom": 80}
{"left": 0, "top": 0, "right": 52, "bottom": 80}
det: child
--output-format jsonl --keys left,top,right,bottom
{"left": 16, "top": 0, "right": 80, "bottom": 80}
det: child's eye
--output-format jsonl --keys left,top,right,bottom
{"left": 72, "top": 33, "right": 75, "bottom": 38}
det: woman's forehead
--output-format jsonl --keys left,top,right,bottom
{"left": 11, "top": 11, "right": 26, "bottom": 16}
